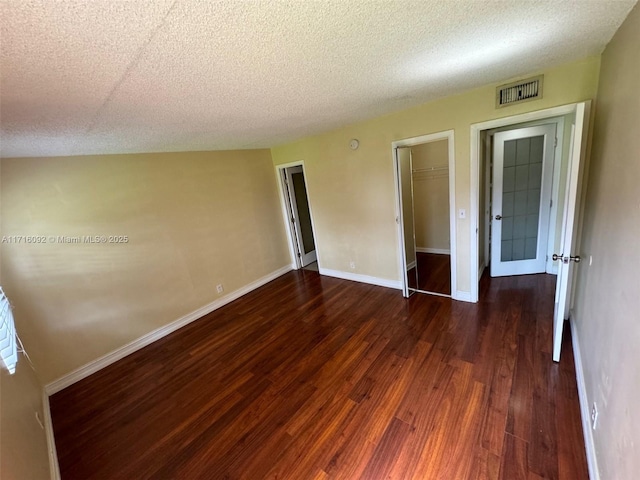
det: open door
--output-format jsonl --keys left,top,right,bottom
{"left": 552, "top": 102, "right": 590, "bottom": 362}
{"left": 283, "top": 166, "right": 317, "bottom": 267}
{"left": 396, "top": 147, "right": 419, "bottom": 297}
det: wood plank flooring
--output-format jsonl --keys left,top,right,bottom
{"left": 416, "top": 252, "right": 451, "bottom": 295}
{"left": 50, "top": 270, "right": 588, "bottom": 479}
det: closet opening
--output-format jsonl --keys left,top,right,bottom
{"left": 393, "top": 131, "right": 456, "bottom": 299}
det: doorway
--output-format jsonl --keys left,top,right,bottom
{"left": 393, "top": 131, "right": 456, "bottom": 299}
{"left": 491, "top": 123, "right": 555, "bottom": 277}
{"left": 471, "top": 101, "right": 591, "bottom": 361}
{"left": 480, "top": 116, "right": 569, "bottom": 278}
{"left": 276, "top": 163, "right": 318, "bottom": 269}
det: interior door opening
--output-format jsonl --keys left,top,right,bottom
{"left": 491, "top": 124, "right": 555, "bottom": 277}
{"left": 393, "top": 131, "right": 456, "bottom": 299}
{"left": 479, "top": 115, "right": 570, "bottom": 279}
{"left": 472, "top": 101, "right": 591, "bottom": 361}
{"left": 279, "top": 165, "right": 318, "bottom": 269}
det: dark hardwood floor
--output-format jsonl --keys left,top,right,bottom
{"left": 50, "top": 270, "right": 588, "bottom": 479}
{"left": 416, "top": 252, "right": 451, "bottom": 295}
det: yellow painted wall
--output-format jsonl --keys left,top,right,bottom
{"left": 0, "top": 364, "right": 50, "bottom": 479}
{"left": 271, "top": 57, "right": 601, "bottom": 294}
{"left": 0, "top": 155, "right": 50, "bottom": 479}
{"left": 0, "top": 149, "right": 291, "bottom": 384}
{"left": 572, "top": 4, "right": 640, "bottom": 478}
{"left": 411, "top": 140, "right": 450, "bottom": 252}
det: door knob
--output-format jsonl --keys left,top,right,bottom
{"left": 552, "top": 254, "right": 581, "bottom": 263}
{"left": 495, "top": 215, "right": 502, "bottom": 220}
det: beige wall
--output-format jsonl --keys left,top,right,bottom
{"left": 572, "top": 4, "right": 640, "bottom": 479}
{"left": 1, "top": 161, "right": 50, "bottom": 479}
{"left": 1, "top": 364, "right": 50, "bottom": 479}
{"left": 411, "top": 140, "right": 450, "bottom": 251}
{"left": 271, "top": 57, "right": 601, "bottom": 294}
{"left": 0, "top": 149, "right": 291, "bottom": 384}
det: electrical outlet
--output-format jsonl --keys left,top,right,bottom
{"left": 349, "top": 261, "right": 356, "bottom": 270}
{"left": 216, "top": 284, "right": 224, "bottom": 294}
{"left": 591, "top": 402, "right": 599, "bottom": 430}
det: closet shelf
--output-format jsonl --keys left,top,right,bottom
{"left": 412, "top": 165, "right": 448, "bottom": 173}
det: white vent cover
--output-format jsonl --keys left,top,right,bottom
{"left": 496, "top": 75, "right": 543, "bottom": 108}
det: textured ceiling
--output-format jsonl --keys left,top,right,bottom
{"left": 0, "top": 0, "right": 636, "bottom": 158}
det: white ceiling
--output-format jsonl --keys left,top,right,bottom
{"left": 0, "top": 0, "right": 636, "bottom": 158}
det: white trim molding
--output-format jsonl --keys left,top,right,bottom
{"left": 44, "top": 265, "right": 293, "bottom": 395}
{"left": 453, "top": 290, "right": 472, "bottom": 302}
{"left": 570, "top": 315, "right": 600, "bottom": 480}
{"left": 42, "top": 392, "right": 61, "bottom": 480}
{"left": 318, "top": 268, "right": 402, "bottom": 290}
{"left": 416, "top": 247, "right": 451, "bottom": 255}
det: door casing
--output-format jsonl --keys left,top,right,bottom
{"left": 392, "top": 130, "right": 457, "bottom": 299}
{"left": 275, "top": 161, "right": 321, "bottom": 270}
{"left": 470, "top": 101, "right": 592, "bottom": 303}
{"left": 483, "top": 116, "right": 566, "bottom": 276}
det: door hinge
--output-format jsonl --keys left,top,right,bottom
{"left": 550, "top": 199, "right": 553, "bottom": 208}
{"left": 291, "top": 216, "right": 295, "bottom": 224}
{"left": 297, "top": 252, "right": 301, "bottom": 258}
{"left": 554, "top": 137, "right": 558, "bottom": 148}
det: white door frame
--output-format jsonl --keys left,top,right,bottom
{"left": 284, "top": 165, "right": 318, "bottom": 267}
{"left": 470, "top": 102, "right": 589, "bottom": 303}
{"left": 392, "top": 130, "right": 458, "bottom": 299}
{"left": 275, "top": 161, "right": 322, "bottom": 270}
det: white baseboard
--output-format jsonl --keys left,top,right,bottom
{"left": 44, "top": 265, "right": 293, "bottom": 395}
{"left": 453, "top": 290, "right": 472, "bottom": 302}
{"left": 42, "top": 392, "right": 61, "bottom": 480}
{"left": 416, "top": 247, "right": 451, "bottom": 255}
{"left": 570, "top": 315, "right": 600, "bottom": 480}
{"left": 318, "top": 268, "right": 402, "bottom": 290}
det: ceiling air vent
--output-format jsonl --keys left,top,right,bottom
{"left": 496, "top": 75, "right": 543, "bottom": 108}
